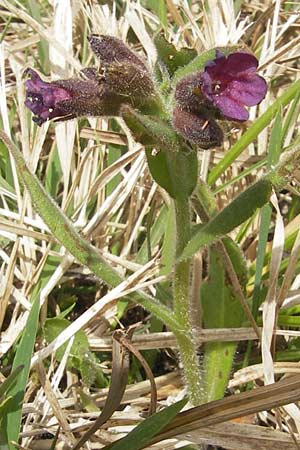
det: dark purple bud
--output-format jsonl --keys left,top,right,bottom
{"left": 99, "top": 62, "right": 155, "bottom": 100}
{"left": 88, "top": 35, "right": 148, "bottom": 71}
{"left": 199, "top": 51, "right": 267, "bottom": 121}
{"left": 172, "top": 106, "right": 223, "bottom": 149}
{"left": 80, "top": 67, "right": 99, "bottom": 81}
{"left": 174, "top": 72, "right": 211, "bottom": 113}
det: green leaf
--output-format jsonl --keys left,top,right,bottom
{"left": 222, "top": 237, "right": 248, "bottom": 288}
{"left": 4, "top": 254, "right": 64, "bottom": 450}
{"left": 172, "top": 46, "right": 238, "bottom": 86}
{"left": 180, "top": 177, "right": 273, "bottom": 260}
{"left": 0, "top": 366, "right": 24, "bottom": 401}
{"left": 136, "top": 205, "right": 168, "bottom": 264}
{"left": 154, "top": 32, "right": 197, "bottom": 77}
{"left": 43, "top": 318, "right": 89, "bottom": 365}
{"left": 26, "top": 0, "right": 49, "bottom": 72}
{"left": 252, "top": 111, "right": 282, "bottom": 320}
{"left": 0, "top": 366, "right": 24, "bottom": 450}
{"left": 6, "top": 294, "right": 40, "bottom": 450}
{"left": 201, "top": 247, "right": 244, "bottom": 401}
{"left": 101, "top": 398, "right": 188, "bottom": 450}
{"left": 106, "top": 145, "right": 122, "bottom": 196}
{"left": 146, "top": 148, "right": 198, "bottom": 199}
{"left": 144, "top": 1, "right": 168, "bottom": 28}
{"left": 121, "top": 107, "right": 198, "bottom": 199}
{"left": 45, "top": 145, "right": 63, "bottom": 197}
{"left": 0, "top": 131, "right": 179, "bottom": 333}
{"left": 202, "top": 248, "right": 245, "bottom": 329}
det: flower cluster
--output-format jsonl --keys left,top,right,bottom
{"left": 25, "top": 38, "right": 267, "bottom": 152}
{"left": 25, "top": 36, "right": 155, "bottom": 126}
{"left": 172, "top": 50, "right": 267, "bottom": 148}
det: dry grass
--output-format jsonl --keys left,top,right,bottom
{"left": 1, "top": 0, "right": 300, "bottom": 449}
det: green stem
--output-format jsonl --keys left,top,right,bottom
{"left": 173, "top": 197, "right": 202, "bottom": 405}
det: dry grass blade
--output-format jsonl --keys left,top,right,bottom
{"left": 178, "top": 421, "right": 298, "bottom": 450}
{"left": 72, "top": 329, "right": 132, "bottom": 450}
{"left": 30, "top": 257, "right": 159, "bottom": 367}
{"left": 149, "top": 376, "right": 300, "bottom": 446}
{"left": 37, "top": 356, "right": 76, "bottom": 446}
{"left": 116, "top": 330, "right": 158, "bottom": 416}
{"left": 79, "top": 128, "right": 128, "bottom": 146}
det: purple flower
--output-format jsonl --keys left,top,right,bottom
{"left": 172, "top": 50, "right": 268, "bottom": 147}
{"left": 25, "top": 36, "right": 155, "bottom": 126}
{"left": 199, "top": 51, "right": 267, "bottom": 121}
{"left": 25, "top": 69, "right": 73, "bottom": 125}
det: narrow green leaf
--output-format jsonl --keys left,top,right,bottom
{"left": 181, "top": 177, "right": 273, "bottom": 260}
{"left": 7, "top": 294, "right": 40, "bottom": 450}
{"left": 27, "top": 0, "right": 49, "bottom": 72}
{"left": 154, "top": 32, "right": 197, "bottom": 77}
{"left": 282, "top": 91, "right": 300, "bottom": 143}
{"left": 268, "top": 110, "right": 282, "bottom": 166}
{"left": 145, "top": 1, "right": 168, "bottom": 28}
{"left": 0, "top": 366, "right": 24, "bottom": 401}
{"left": 101, "top": 398, "right": 188, "bottom": 450}
{"left": 106, "top": 145, "right": 122, "bottom": 196}
{"left": 201, "top": 247, "right": 244, "bottom": 401}
{"left": 136, "top": 205, "right": 168, "bottom": 264}
{"left": 45, "top": 145, "right": 63, "bottom": 197}
{"left": 172, "top": 46, "right": 238, "bottom": 86}
{"left": 252, "top": 111, "right": 282, "bottom": 319}
{"left": 4, "top": 258, "right": 62, "bottom": 444}
{"left": 222, "top": 236, "right": 248, "bottom": 287}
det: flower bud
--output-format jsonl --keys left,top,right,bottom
{"left": 25, "top": 36, "right": 157, "bottom": 126}
{"left": 88, "top": 35, "right": 148, "bottom": 70}
{"left": 172, "top": 106, "right": 223, "bottom": 149}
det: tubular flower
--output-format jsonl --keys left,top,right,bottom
{"left": 25, "top": 36, "right": 155, "bottom": 126}
{"left": 172, "top": 50, "right": 267, "bottom": 147}
{"left": 25, "top": 69, "right": 73, "bottom": 126}
{"left": 198, "top": 51, "right": 267, "bottom": 121}
{"left": 175, "top": 50, "right": 267, "bottom": 121}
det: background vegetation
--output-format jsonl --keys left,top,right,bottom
{"left": 1, "top": 0, "right": 300, "bottom": 449}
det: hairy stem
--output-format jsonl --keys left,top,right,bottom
{"left": 173, "top": 197, "right": 202, "bottom": 405}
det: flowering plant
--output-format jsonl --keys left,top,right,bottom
{"left": 23, "top": 35, "right": 269, "bottom": 408}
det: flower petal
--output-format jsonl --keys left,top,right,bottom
{"left": 228, "top": 75, "right": 267, "bottom": 106}
{"left": 225, "top": 52, "right": 259, "bottom": 74}
{"left": 213, "top": 95, "right": 249, "bottom": 121}
{"left": 205, "top": 52, "right": 259, "bottom": 82}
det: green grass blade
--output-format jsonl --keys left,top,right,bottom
{"left": 6, "top": 294, "right": 40, "bottom": 450}
{"left": 0, "top": 366, "right": 24, "bottom": 400}
{"left": 100, "top": 398, "right": 187, "bottom": 450}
